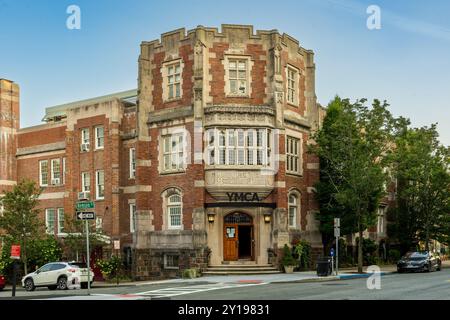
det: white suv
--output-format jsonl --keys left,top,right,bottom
{"left": 22, "top": 262, "right": 94, "bottom": 291}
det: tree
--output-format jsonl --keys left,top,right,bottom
{"left": 0, "top": 180, "right": 43, "bottom": 275}
{"left": 310, "top": 96, "right": 396, "bottom": 273}
{"left": 389, "top": 124, "right": 450, "bottom": 251}
{"left": 62, "top": 211, "right": 106, "bottom": 262}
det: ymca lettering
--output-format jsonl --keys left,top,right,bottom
{"left": 226, "top": 192, "right": 260, "bottom": 202}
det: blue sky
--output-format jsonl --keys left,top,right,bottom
{"left": 0, "top": 0, "right": 449, "bottom": 145}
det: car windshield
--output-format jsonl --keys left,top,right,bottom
{"left": 403, "top": 252, "right": 427, "bottom": 261}
{"left": 69, "top": 262, "right": 87, "bottom": 268}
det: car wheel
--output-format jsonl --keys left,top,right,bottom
{"left": 437, "top": 264, "right": 441, "bottom": 271}
{"left": 81, "top": 282, "right": 88, "bottom": 289}
{"left": 48, "top": 285, "right": 57, "bottom": 290}
{"left": 24, "top": 278, "right": 35, "bottom": 292}
{"left": 425, "top": 263, "right": 432, "bottom": 272}
{"left": 57, "top": 277, "right": 68, "bottom": 290}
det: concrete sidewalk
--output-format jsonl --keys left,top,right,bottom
{"left": 90, "top": 265, "right": 399, "bottom": 287}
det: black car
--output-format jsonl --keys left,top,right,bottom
{"left": 397, "top": 251, "right": 442, "bottom": 273}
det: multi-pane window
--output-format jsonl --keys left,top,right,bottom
{"left": 229, "top": 59, "right": 247, "bottom": 95}
{"left": 287, "top": 67, "right": 298, "bottom": 104}
{"left": 377, "top": 207, "right": 386, "bottom": 234}
{"left": 81, "top": 128, "right": 90, "bottom": 150}
{"left": 81, "top": 172, "right": 90, "bottom": 192}
{"left": 162, "top": 134, "right": 184, "bottom": 172}
{"left": 57, "top": 208, "right": 65, "bottom": 234}
{"left": 96, "top": 170, "right": 105, "bottom": 200}
{"left": 206, "top": 128, "right": 272, "bottom": 167}
{"left": 288, "top": 194, "right": 298, "bottom": 228}
{"left": 95, "top": 126, "right": 104, "bottom": 149}
{"left": 130, "top": 204, "right": 137, "bottom": 233}
{"left": 286, "top": 136, "right": 301, "bottom": 174}
{"left": 164, "top": 254, "right": 179, "bottom": 269}
{"left": 62, "top": 157, "right": 66, "bottom": 185}
{"left": 51, "top": 159, "right": 61, "bottom": 185}
{"left": 129, "top": 148, "right": 136, "bottom": 179}
{"left": 45, "top": 208, "right": 56, "bottom": 234}
{"left": 167, "top": 63, "right": 181, "bottom": 99}
{"left": 95, "top": 217, "right": 103, "bottom": 231}
{"left": 168, "top": 194, "right": 182, "bottom": 229}
{"left": 39, "top": 160, "right": 49, "bottom": 186}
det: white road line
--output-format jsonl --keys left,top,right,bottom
{"left": 134, "top": 282, "right": 267, "bottom": 298}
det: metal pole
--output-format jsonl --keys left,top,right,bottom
{"left": 11, "top": 260, "right": 16, "bottom": 297}
{"left": 85, "top": 219, "right": 91, "bottom": 296}
{"left": 331, "top": 255, "right": 334, "bottom": 276}
{"left": 336, "top": 236, "right": 339, "bottom": 276}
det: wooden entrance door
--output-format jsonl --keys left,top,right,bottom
{"left": 223, "top": 224, "right": 238, "bottom": 261}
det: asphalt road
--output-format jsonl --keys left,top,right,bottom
{"left": 0, "top": 269, "right": 448, "bottom": 300}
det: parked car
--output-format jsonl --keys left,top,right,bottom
{"left": 21, "top": 262, "right": 93, "bottom": 291}
{"left": 0, "top": 274, "right": 5, "bottom": 291}
{"left": 397, "top": 251, "right": 442, "bottom": 273}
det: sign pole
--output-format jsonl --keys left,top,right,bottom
{"left": 336, "top": 235, "right": 339, "bottom": 276}
{"left": 11, "top": 260, "right": 16, "bottom": 297}
{"left": 85, "top": 219, "right": 91, "bottom": 296}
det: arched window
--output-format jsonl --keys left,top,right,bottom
{"left": 167, "top": 193, "right": 182, "bottom": 229}
{"left": 288, "top": 193, "right": 299, "bottom": 228}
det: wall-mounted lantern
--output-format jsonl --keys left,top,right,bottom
{"left": 208, "top": 213, "right": 215, "bottom": 223}
{"left": 264, "top": 213, "right": 271, "bottom": 223}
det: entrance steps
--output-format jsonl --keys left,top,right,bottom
{"left": 203, "top": 263, "right": 281, "bottom": 276}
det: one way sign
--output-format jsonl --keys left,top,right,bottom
{"left": 76, "top": 212, "right": 95, "bottom": 220}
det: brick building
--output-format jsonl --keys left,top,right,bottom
{"left": 0, "top": 25, "right": 329, "bottom": 279}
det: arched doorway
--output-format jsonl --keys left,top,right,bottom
{"left": 223, "top": 212, "right": 254, "bottom": 261}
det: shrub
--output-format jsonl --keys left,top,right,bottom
{"left": 96, "top": 255, "right": 123, "bottom": 281}
{"left": 182, "top": 268, "right": 198, "bottom": 279}
{"left": 388, "top": 249, "right": 401, "bottom": 263}
{"left": 293, "top": 240, "right": 311, "bottom": 270}
{"left": 281, "top": 244, "right": 296, "bottom": 267}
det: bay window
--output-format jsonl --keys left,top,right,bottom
{"left": 206, "top": 128, "right": 272, "bottom": 167}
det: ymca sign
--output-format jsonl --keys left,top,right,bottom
{"left": 226, "top": 192, "right": 261, "bottom": 202}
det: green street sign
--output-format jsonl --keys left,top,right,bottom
{"left": 76, "top": 201, "right": 95, "bottom": 210}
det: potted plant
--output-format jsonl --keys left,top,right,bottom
{"left": 281, "top": 244, "right": 297, "bottom": 274}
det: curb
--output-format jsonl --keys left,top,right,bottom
{"left": 270, "top": 271, "right": 396, "bottom": 284}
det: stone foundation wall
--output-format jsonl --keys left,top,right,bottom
{"left": 133, "top": 247, "right": 210, "bottom": 280}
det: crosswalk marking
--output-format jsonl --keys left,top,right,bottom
{"left": 134, "top": 282, "right": 267, "bottom": 298}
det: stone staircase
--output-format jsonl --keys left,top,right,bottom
{"left": 203, "top": 261, "right": 281, "bottom": 276}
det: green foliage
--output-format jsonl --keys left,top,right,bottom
{"left": 27, "top": 236, "right": 63, "bottom": 268}
{"left": 310, "top": 96, "right": 398, "bottom": 272}
{"left": 388, "top": 249, "right": 401, "bottom": 263}
{"left": 0, "top": 180, "right": 44, "bottom": 275}
{"left": 182, "top": 268, "right": 198, "bottom": 279}
{"left": 292, "top": 238, "right": 311, "bottom": 270}
{"left": 96, "top": 255, "right": 123, "bottom": 281}
{"left": 389, "top": 123, "right": 450, "bottom": 250}
{"left": 281, "top": 244, "right": 296, "bottom": 267}
{"left": 0, "top": 236, "right": 63, "bottom": 281}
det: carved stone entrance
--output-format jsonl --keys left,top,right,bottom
{"left": 223, "top": 212, "right": 254, "bottom": 261}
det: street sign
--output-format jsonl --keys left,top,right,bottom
{"left": 334, "top": 227, "right": 340, "bottom": 237}
{"left": 76, "top": 201, "right": 95, "bottom": 210}
{"left": 330, "top": 248, "right": 335, "bottom": 257}
{"left": 10, "top": 245, "right": 20, "bottom": 260}
{"left": 334, "top": 218, "right": 340, "bottom": 227}
{"left": 76, "top": 211, "right": 95, "bottom": 220}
